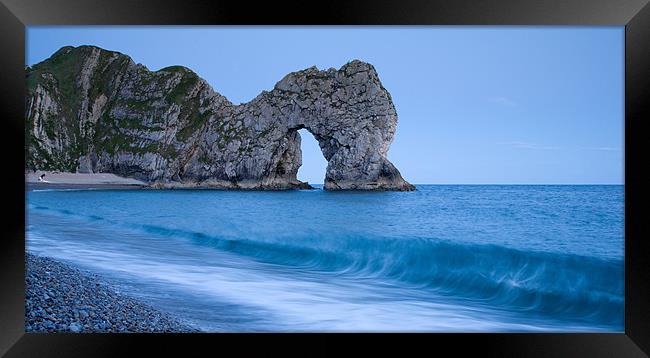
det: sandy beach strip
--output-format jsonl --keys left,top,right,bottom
{"left": 26, "top": 171, "right": 148, "bottom": 191}
{"left": 25, "top": 253, "right": 200, "bottom": 333}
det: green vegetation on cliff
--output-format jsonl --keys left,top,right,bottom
{"left": 26, "top": 46, "right": 208, "bottom": 170}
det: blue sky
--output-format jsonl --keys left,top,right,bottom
{"left": 27, "top": 26, "right": 624, "bottom": 184}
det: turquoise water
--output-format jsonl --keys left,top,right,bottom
{"left": 26, "top": 185, "right": 624, "bottom": 332}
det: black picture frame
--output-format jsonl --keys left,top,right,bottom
{"left": 1, "top": 0, "right": 648, "bottom": 356}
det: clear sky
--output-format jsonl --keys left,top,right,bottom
{"left": 27, "top": 26, "right": 624, "bottom": 184}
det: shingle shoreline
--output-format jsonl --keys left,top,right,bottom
{"left": 25, "top": 253, "right": 200, "bottom": 333}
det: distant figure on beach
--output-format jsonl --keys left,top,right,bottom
{"left": 38, "top": 174, "right": 45, "bottom": 182}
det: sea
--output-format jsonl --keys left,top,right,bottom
{"left": 25, "top": 185, "right": 624, "bottom": 332}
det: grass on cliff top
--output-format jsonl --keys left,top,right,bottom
{"left": 26, "top": 46, "right": 121, "bottom": 171}
{"left": 26, "top": 47, "right": 82, "bottom": 99}
{"left": 26, "top": 46, "right": 205, "bottom": 168}
{"left": 158, "top": 65, "right": 192, "bottom": 73}
{"left": 166, "top": 72, "right": 200, "bottom": 106}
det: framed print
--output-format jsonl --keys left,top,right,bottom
{"left": 1, "top": 0, "right": 649, "bottom": 356}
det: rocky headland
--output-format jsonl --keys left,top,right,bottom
{"left": 26, "top": 46, "right": 414, "bottom": 190}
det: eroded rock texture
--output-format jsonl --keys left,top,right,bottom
{"left": 26, "top": 45, "right": 414, "bottom": 190}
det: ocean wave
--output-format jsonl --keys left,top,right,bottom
{"left": 27, "top": 203, "right": 624, "bottom": 327}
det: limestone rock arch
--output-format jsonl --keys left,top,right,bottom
{"left": 26, "top": 46, "right": 414, "bottom": 191}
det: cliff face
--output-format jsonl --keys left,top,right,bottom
{"left": 26, "top": 45, "right": 415, "bottom": 190}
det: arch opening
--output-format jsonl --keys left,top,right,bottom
{"left": 296, "top": 128, "right": 328, "bottom": 186}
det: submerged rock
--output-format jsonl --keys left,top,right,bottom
{"left": 25, "top": 45, "right": 415, "bottom": 191}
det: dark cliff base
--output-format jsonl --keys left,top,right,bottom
{"left": 26, "top": 181, "right": 419, "bottom": 191}
{"left": 25, "top": 253, "right": 199, "bottom": 333}
{"left": 25, "top": 171, "right": 417, "bottom": 191}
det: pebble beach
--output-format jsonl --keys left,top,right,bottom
{"left": 25, "top": 253, "right": 199, "bottom": 333}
